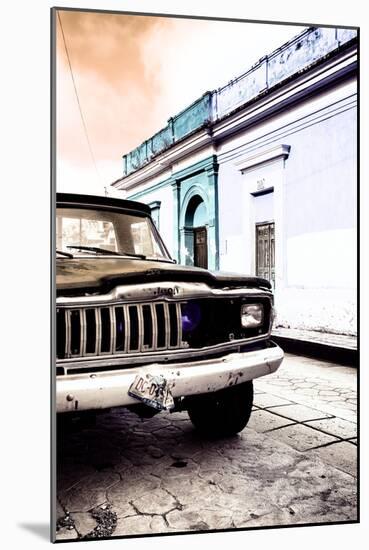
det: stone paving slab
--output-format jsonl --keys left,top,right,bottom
{"left": 115, "top": 514, "right": 169, "bottom": 536}
{"left": 267, "top": 403, "right": 333, "bottom": 422}
{"left": 247, "top": 409, "right": 294, "bottom": 433}
{"left": 304, "top": 417, "right": 357, "bottom": 439}
{"left": 70, "top": 512, "right": 98, "bottom": 537}
{"left": 268, "top": 424, "right": 339, "bottom": 452}
{"left": 55, "top": 526, "right": 78, "bottom": 540}
{"left": 254, "top": 353, "right": 357, "bottom": 422}
{"left": 311, "top": 442, "right": 358, "bottom": 477}
{"left": 59, "top": 487, "right": 108, "bottom": 513}
{"left": 56, "top": 499, "right": 65, "bottom": 523}
{"left": 253, "top": 393, "right": 294, "bottom": 408}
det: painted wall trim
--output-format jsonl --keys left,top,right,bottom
{"left": 173, "top": 155, "right": 218, "bottom": 181}
{"left": 128, "top": 177, "right": 172, "bottom": 201}
{"left": 218, "top": 92, "right": 356, "bottom": 166}
{"left": 147, "top": 200, "right": 162, "bottom": 209}
{"left": 235, "top": 144, "right": 291, "bottom": 172}
{"left": 169, "top": 155, "right": 219, "bottom": 270}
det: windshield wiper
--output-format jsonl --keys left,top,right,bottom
{"left": 145, "top": 256, "right": 176, "bottom": 263}
{"left": 66, "top": 245, "right": 147, "bottom": 259}
{"left": 119, "top": 251, "right": 146, "bottom": 259}
{"left": 67, "top": 245, "right": 122, "bottom": 256}
{"left": 56, "top": 249, "right": 74, "bottom": 258}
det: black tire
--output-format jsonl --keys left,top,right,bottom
{"left": 186, "top": 381, "right": 254, "bottom": 438}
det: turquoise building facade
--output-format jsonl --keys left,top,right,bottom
{"left": 128, "top": 155, "right": 219, "bottom": 270}
{"left": 112, "top": 27, "right": 357, "bottom": 336}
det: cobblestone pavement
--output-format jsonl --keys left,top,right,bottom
{"left": 56, "top": 353, "right": 357, "bottom": 541}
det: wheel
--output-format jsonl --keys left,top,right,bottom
{"left": 186, "top": 381, "right": 254, "bottom": 438}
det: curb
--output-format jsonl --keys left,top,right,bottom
{"left": 272, "top": 335, "right": 358, "bottom": 367}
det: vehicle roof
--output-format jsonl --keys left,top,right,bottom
{"left": 56, "top": 193, "right": 151, "bottom": 216}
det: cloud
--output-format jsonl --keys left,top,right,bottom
{"left": 56, "top": 10, "right": 171, "bottom": 181}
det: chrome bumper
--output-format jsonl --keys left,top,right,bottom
{"left": 56, "top": 343, "right": 284, "bottom": 413}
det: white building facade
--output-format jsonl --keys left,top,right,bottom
{"left": 112, "top": 27, "right": 357, "bottom": 336}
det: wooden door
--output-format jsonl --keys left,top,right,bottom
{"left": 194, "top": 226, "right": 208, "bottom": 269}
{"left": 256, "top": 222, "right": 275, "bottom": 287}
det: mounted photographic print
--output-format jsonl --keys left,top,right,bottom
{"left": 51, "top": 6, "right": 358, "bottom": 542}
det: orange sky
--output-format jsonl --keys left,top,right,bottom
{"left": 56, "top": 9, "right": 305, "bottom": 194}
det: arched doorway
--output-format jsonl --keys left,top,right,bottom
{"left": 185, "top": 195, "right": 208, "bottom": 269}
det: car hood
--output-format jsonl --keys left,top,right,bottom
{"left": 56, "top": 257, "right": 271, "bottom": 297}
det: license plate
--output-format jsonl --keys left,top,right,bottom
{"left": 128, "top": 373, "right": 175, "bottom": 411}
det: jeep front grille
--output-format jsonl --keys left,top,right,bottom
{"left": 56, "top": 297, "right": 271, "bottom": 362}
{"left": 56, "top": 302, "right": 185, "bottom": 359}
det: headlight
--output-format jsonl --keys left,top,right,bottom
{"left": 241, "top": 303, "right": 264, "bottom": 328}
{"left": 181, "top": 302, "right": 202, "bottom": 332}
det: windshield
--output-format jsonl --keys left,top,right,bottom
{"left": 56, "top": 207, "right": 171, "bottom": 260}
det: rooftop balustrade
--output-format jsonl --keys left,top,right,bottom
{"left": 122, "top": 27, "right": 357, "bottom": 177}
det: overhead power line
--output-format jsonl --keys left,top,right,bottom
{"left": 57, "top": 11, "right": 102, "bottom": 186}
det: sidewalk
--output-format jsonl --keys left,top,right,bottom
{"left": 253, "top": 352, "right": 357, "bottom": 476}
{"left": 272, "top": 327, "right": 357, "bottom": 366}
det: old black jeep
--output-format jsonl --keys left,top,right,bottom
{"left": 55, "top": 193, "right": 283, "bottom": 437}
